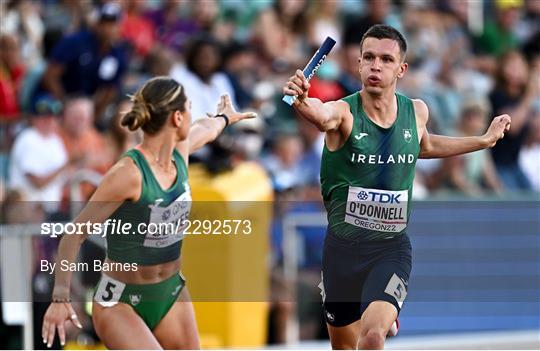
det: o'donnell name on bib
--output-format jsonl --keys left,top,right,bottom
{"left": 345, "top": 186, "right": 408, "bottom": 233}
{"left": 40, "top": 260, "right": 138, "bottom": 275}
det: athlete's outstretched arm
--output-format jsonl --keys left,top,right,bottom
{"left": 415, "top": 100, "right": 511, "bottom": 159}
{"left": 284, "top": 69, "right": 345, "bottom": 132}
{"left": 42, "top": 159, "right": 141, "bottom": 347}
{"left": 185, "top": 94, "right": 256, "bottom": 156}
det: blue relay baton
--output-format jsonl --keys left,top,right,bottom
{"left": 282, "top": 36, "right": 337, "bottom": 106}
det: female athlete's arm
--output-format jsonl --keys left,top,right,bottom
{"left": 415, "top": 99, "right": 512, "bottom": 159}
{"left": 177, "top": 94, "right": 257, "bottom": 161}
{"left": 42, "top": 158, "right": 141, "bottom": 348}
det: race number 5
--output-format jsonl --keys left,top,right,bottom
{"left": 101, "top": 282, "right": 116, "bottom": 301}
{"left": 94, "top": 274, "right": 125, "bottom": 305}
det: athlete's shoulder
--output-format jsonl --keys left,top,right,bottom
{"left": 326, "top": 99, "right": 350, "bottom": 110}
{"left": 95, "top": 156, "right": 141, "bottom": 202}
{"left": 330, "top": 93, "right": 357, "bottom": 116}
{"left": 339, "top": 91, "right": 359, "bottom": 104}
{"left": 411, "top": 98, "right": 429, "bottom": 124}
{"left": 113, "top": 156, "right": 141, "bottom": 185}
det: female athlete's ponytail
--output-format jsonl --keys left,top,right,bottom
{"left": 122, "top": 93, "right": 151, "bottom": 131}
{"left": 121, "top": 77, "right": 187, "bottom": 134}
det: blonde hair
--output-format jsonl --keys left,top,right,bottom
{"left": 121, "top": 77, "right": 186, "bottom": 134}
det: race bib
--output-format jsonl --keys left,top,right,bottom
{"left": 345, "top": 186, "right": 408, "bottom": 233}
{"left": 143, "top": 188, "right": 192, "bottom": 248}
{"left": 94, "top": 274, "right": 125, "bottom": 307}
{"left": 384, "top": 273, "right": 408, "bottom": 308}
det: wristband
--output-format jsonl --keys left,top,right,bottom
{"left": 214, "top": 113, "right": 229, "bottom": 127}
{"left": 52, "top": 298, "right": 71, "bottom": 303}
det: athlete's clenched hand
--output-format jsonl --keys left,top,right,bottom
{"left": 42, "top": 302, "right": 82, "bottom": 348}
{"left": 283, "top": 69, "right": 310, "bottom": 103}
{"left": 484, "top": 114, "right": 511, "bottom": 147}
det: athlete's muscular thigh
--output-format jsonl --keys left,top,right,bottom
{"left": 92, "top": 302, "right": 162, "bottom": 349}
{"left": 153, "top": 287, "right": 200, "bottom": 350}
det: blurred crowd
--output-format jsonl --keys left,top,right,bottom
{"left": 1, "top": 0, "right": 540, "bottom": 211}
{"left": 0, "top": 0, "right": 540, "bottom": 346}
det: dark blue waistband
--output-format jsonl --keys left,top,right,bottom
{"left": 325, "top": 228, "right": 410, "bottom": 250}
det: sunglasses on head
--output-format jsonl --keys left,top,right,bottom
{"left": 35, "top": 99, "right": 63, "bottom": 116}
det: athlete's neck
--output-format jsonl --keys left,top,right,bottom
{"left": 360, "top": 89, "right": 398, "bottom": 128}
{"left": 140, "top": 134, "right": 176, "bottom": 171}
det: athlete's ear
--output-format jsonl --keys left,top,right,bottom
{"left": 397, "top": 62, "right": 408, "bottom": 78}
{"left": 172, "top": 110, "right": 183, "bottom": 128}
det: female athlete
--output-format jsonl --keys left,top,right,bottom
{"left": 41, "top": 76, "right": 256, "bottom": 349}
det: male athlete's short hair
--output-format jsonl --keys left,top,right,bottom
{"left": 360, "top": 24, "right": 407, "bottom": 58}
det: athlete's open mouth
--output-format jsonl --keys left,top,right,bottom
{"left": 367, "top": 75, "right": 381, "bottom": 84}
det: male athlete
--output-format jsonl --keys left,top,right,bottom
{"left": 282, "top": 24, "right": 511, "bottom": 350}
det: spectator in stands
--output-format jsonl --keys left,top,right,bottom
{"left": 262, "top": 133, "right": 304, "bottom": 193}
{"left": 400, "top": 5, "right": 464, "bottom": 133}
{"left": 297, "top": 117, "right": 324, "bottom": 187}
{"left": 446, "top": 0, "right": 498, "bottom": 79}
{"left": 0, "top": 0, "right": 44, "bottom": 67}
{"left": 520, "top": 0, "right": 540, "bottom": 60}
{"left": 252, "top": 0, "right": 308, "bottom": 73}
{"left": 145, "top": 0, "right": 198, "bottom": 53}
{"left": 42, "top": 0, "right": 92, "bottom": 34}
{"left": 170, "top": 35, "right": 235, "bottom": 121}
{"left": 415, "top": 116, "right": 447, "bottom": 195}
{"left": 0, "top": 33, "right": 24, "bottom": 120}
{"left": 59, "top": 96, "right": 110, "bottom": 174}
{"left": 192, "top": 0, "right": 220, "bottom": 34}
{"left": 147, "top": 47, "right": 175, "bottom": 77}
{"left": 307, "top": 58, "right": 344, "bottom": 103}
{"left": 474, "top": 0, "right": 522, "bottom": 56}
{"left": 343, "top": 0, "right": 396, "bottom": 46}
{"left": 8, "top": 95, "right": 72, "bottom": 214}
{"left": 516, "top": 0, "right": 540, "bottom": 46}
{"left": 125, "top": 45, "right": 175, "bottom": 94}
{"left": 39, "top": 3, "right": 128, "bottom": 122}
{"left": 229, "top": 117, "right": 265, "bottom": 166}
{"left": 120, "top": 0, "right": 156, "bottom": 58}
{"left": 302, "top": 0, "right": 344, "bottom": 93}
{"left": 338, "top": 42, "right": 362, "bottom": 96}
{"left": 489, "top": 50, "right": 538, "bottom": 189}
{"left": 19, "top": 29, "right": 64, "bottom": 115}
{"left": 446, "top": 100, "right": 503, "bottom": 195}
{"left": 519, "top": 109, "right": 540, "bottom": 191}
{"left": 307, "top": 0, "right": 342, "bottom": 49}
{"left": 223, "top": 41, "right": 257, "bottom": 109}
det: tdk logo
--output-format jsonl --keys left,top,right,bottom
{"left": 357, "top": 191, "right": 369, "bottom": 200}
{"left": 357, "top": 191, "right": 401, "bottom": 203}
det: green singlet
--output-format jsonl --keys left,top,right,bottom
{"left": 94, "top": 147, "right": 191, "bottom": 330}
{"left": 320, "top": 92, "right": 420, "bottom": 241}
{"left": 106, "top": 147, "right": 191, "bottom": 265}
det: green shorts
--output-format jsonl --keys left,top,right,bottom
{"left": 94, "top": 272, "right": 185, "bottom": 330}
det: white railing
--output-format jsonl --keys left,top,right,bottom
{"left": 282, "top": 212, "right": 327, "bottom": 345}
{"left": 0, "top": 169, "right": 103, "bottom": 350}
